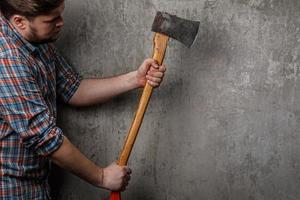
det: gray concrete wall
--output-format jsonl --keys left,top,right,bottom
{"left": 51, "top": 0, "right": 300, "bottom": 199}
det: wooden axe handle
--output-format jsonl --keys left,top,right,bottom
{"left": 109, "top": 33, "right": 169, "bottom": 200}
{"left": 118, "top": 33, "right": 169, "bottom": 166}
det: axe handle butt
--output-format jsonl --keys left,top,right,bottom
{"left": 117, "top": 33, "right": 169, "bottom": 166}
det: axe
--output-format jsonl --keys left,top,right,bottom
{"left": 109, "top": 11, "right": 199, "bottom": 200}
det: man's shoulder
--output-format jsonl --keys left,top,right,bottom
{"left": 0, "top": 33, "right": 23, "bottom": 59}
{"left": 0, "top": 35, "right": 31, "bottom": 73}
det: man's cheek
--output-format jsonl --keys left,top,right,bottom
{"left": 46, "top": 28, "right": 56, "bottom": 38}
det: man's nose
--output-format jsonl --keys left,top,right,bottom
{"left": 56, "top": 17, "right": 64, "bottom": 28}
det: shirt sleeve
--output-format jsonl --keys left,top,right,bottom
{"left": 51, "top": 46, "right": 82, "bottom": 103}
{"left": 0, "top": 57, "right": 63, "bottom": 156}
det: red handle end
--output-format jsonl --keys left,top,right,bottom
{"left": 109, "top": 192, "right": 121, "bottom": 200}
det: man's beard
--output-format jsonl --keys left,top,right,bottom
{"left": 28, "top": 25, "right": 59, "bottom": 44}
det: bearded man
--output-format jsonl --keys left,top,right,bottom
{"left": 0, "top": 0, "right": 165, "bottom": 199}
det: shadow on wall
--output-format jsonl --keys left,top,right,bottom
{"left": 49, "top": 5, "right": 233, "bottom": 199}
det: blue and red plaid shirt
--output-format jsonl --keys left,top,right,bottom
{"left": 0, "top": 14, "right": 81, "bottom": 199}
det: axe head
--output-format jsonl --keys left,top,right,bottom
{"left": 151, "top": 11, "right": 200, "bottom": 47}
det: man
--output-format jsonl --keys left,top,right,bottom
{"left": 0, "top": 0, "right": 166, "bottom": 199}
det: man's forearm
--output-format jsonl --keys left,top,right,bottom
{"left": 69, "top": 71, "right": 140, "bottom": 106}
{"left": 50, "top": 136, "right": 102, "bottom": 188}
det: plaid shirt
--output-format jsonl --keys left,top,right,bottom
{"left": 0, "top": 15, "right": 81, "bottom": 199}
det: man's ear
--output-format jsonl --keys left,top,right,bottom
{"left": 10, "top": 15, "right": 28, "bottom": 30}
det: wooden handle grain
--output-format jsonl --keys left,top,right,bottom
{"left": 117, "top": 33, "right": 169, "bottom": 166}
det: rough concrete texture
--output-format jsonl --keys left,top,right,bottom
{"left": 51, "top": 0, "right": 300, "bottom": 199}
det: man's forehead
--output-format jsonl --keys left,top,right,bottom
{"left": 41, "top": 2, "right": 65, "bottom": 18}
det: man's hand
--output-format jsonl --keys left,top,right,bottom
{"left": 136, "top": 58, "right": 166, "bottom": 88}
{"left": 101, "top": 162, "right": 132, "bottom": 191}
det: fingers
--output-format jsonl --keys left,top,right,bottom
{"left": 137, "top": 58, "right": 166, "bottom": 88}
{"left": 143, "top": 58, "right": 167, "bottom": 73}
{"left": 146, "top": 64, "right": 166, "bottom": 87}
{"left": 146, "top": 76, "right": 162, "bottom": 86}
{"left": 102, "top": 163, "right": 132, "bottom": 192}
{"left": 144, "top": 58, "right": 158, "bottom": 66}
{"left": 120, "top": 166, "right": 131, "bottom": 191}
{"left": 147, "top": 70, "right": 164, "bottom": 78}
{"left": 124, "top": 166, "right": 132, "bottom": 175}
{"left": 156, "top": 64, "right": 166, "bottom": 72}
{"left": 148, "top": 61, "right": 165, "bottom": 71}
{"left": 142, "top": 58, "right": 166, "bottom": 71}
{"left": 141, "top": 58, "right": 158, "bottom": 72}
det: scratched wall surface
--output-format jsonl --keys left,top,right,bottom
{"left": 51, "top": 0, "right": 300, "bottom": 199}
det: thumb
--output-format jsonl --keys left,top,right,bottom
{"left": 143, "top": 59, "right": 158, "bottom": 70}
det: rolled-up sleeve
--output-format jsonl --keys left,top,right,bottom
{"left": 0, "top": 57, "right": 63, "bottom": 156}
{"left": 52, "top": 46, "right": 81, "bottom": 103}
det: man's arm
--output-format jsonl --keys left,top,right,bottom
{"left": 0, "top": 57, "right": 130, "bottom": 191}
{"left": 68, "top": 59, "right": 166, "bottom": 107}
{"left": 50, "top": 136, "right": 131, "bottom": 191}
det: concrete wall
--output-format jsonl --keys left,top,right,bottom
{"left": 51, "top": 0, "right": 300, "bottom": 199}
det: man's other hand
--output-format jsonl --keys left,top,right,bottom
{"left": 136, "top": 58, "right": 166, "bottom": 88}
{"left": 101, "top": 162, "right": 132, "bottom": 191}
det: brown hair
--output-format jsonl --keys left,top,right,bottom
{"left": 0, "top": 0, "right": 64, "bottom": 19}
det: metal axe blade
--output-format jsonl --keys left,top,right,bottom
{"left": 151, "top": 11, "right": 200, "bottom": 48}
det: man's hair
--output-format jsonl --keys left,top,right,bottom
{"left": 0, "top": 0, "right": 64, "bottom": 19}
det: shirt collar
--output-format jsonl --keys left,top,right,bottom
{"left": 0, "top": 14, "right": 39, "bottom": 54}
